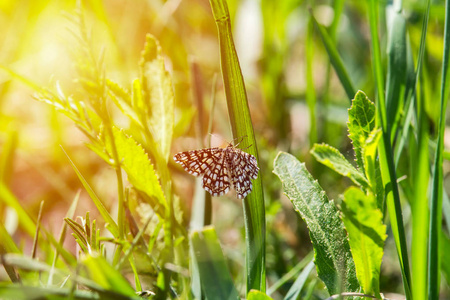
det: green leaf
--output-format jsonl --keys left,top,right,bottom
{"left": 247, "top": 290, "right": 273, "bottom": 300}
{"left": 107, "top": 79, "right": 143, "bottom": 128}
{"left": 341, "top": 187, "right": 386, "bottom": 298}
{"left": 273, "top": 152, "right": 359, "bottom": 295}
{"left": 362, "top": 129, "right": 384, "bottom": 210}
{"left": 140, "top": 34, "right": 174, "bottom": 163}
{"left": 190, "top": 226, "right": 239, "bottom": 300}
{"left": 348, "top": 91, "right": 376, "bottom": 173}
{"left": 82, "top": 255, "right": 136, "bottom": 296}
{"left": 107, "top": 127, "right": 166, "bottom": 210}
{"left": 311, "top": 143, "right": 369, "bottom": 188}
{"left": 362, "top": 129, "right": 381, "bottom": 189}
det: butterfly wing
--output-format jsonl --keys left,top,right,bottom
{"left": 173, "top": 148, "right": 220, "bottom": 177}
{"left": 241, "top": 151, "right": 259, "bottom": 179}
{"left": 201, "top": 150, "right": 231, "bottom": 197}
{"left": 228, "top": 149, "right": 255, "bottom": 199}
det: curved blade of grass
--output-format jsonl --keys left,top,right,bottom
{"left": 0, "top": 130, "right": 17, "bottom": 185}
{"left": 0, "top": 222, "right": 20, "bottom": 254}
{"left": 385, "top": 5, "right": 407, "bottom": 134}
{"left": 190, "top": 226, "right": 239, "bottom": 300}
{"left": 82, "top": 255, "right": 136, "bottom": 296}
{"left": 367, "top": 1, "right": 412, "bottom": 298}
{"left": 405, "top": 2, "right": 432, "bottom": 299}
{"left": 440, "top": 232, "right": 450, "bottom": 285}
{"left": 61, "top": 148, "right": 119, "bottom": 238}
{"left": 267, "top": 251, "right": 313, "bottom": 296}
{"left": 284, "top": 261, "right": 315, "bottom": 300}
{"left": 273, "top": 152, "right": 359, "bottom": 295}
{"left": 209, "top": 0, "right": 266, "bottom": 292}
{"left": 306, "top": 17, "right": 317, "bottom": 146}
{"left": 394, "top": 0, "right": 431, "bottom": 168}
{"left": 311, "top": 12, "right": 355, "bottom": 101}
{"left": 0, "top": 284, "right": 140, "bottom": 300}
{"left": 428, "top": 0, "right": 450, "bottom": 297}
{"left": 0, "top": 182, "right": 36, "bottom": 237}
{"left": 48, "top": 191, "right": 80, "bottom": 285}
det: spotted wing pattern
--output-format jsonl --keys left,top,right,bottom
{"left": 173, "top": 148, "right": 221, "bottom": 177}
{"left": 202, "top": 153, "right": 231, "bottom": 197}
{"left": 174, "top": 143, "right": 259, "bottom": 199}
{"left": 226, "top": 148, "right": 259, "bottom": 199}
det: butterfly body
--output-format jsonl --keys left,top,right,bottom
{"left": 173, "top": 143, "right": 259, "bottom": 199}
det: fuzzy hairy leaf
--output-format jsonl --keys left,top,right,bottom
{"left": 341, "top": 187, "right": 386, "bottom": 298}
{"left": 311, "top": 143, "right": 369, "bottom": 188}
{"left": 140, "top": 34, "right": 174, "bottom": 162}
{"left": 348, "top": 91, "right": 376, "bottom": 173}
{"left": 107, "top": 127, "right": 165, "bottom": 208}
{"left": 273, "top": 152, "right": 359, "bottom": 295}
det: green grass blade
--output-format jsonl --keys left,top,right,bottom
{"left": 61, "top": 148, "right": 119, "bottom": 238}
{"left": 0, "top": 284, "right": 140, "bottom": 300}
{"left": 190, "top": 226, "right": 240, "bottom": 300}
{"left": 385, "top": 5, "right": 407, "bottom": 133}
{"left": 311, "top": 13, "right": 355, "bottom": 101}
{"left": 367, "top": 1, "right": 412, "bottom": 298}
{"left": 273, "top": 152, "right": 359, "bottom": 295}
{"left": 209, "top": 0, "right": 266, "bottom": 292}
{"left": 0, "top": 130, "right": 18, "bottom": 184}
{"left": 82, "top": 255, "right": 136, "bottom": 296}
{"left": 428, "top": 0, "right": 450, "bottom": 297}
{"left": 408, "top": 4, "right": 432, "bottom": 299}
{"left": 267, "top": 251, "right": 313, "bottom": 296}
{"left": 306, "top": 17, "right": 317, "bottom": 146}
{"left": 0, "top": 182, "right": 36, "bottom": 237}
{"left": 283, "top": 261, "right": 315, "bottom": 300}
{"left": 440, "top": 232, "right": 450, "bottom": 286}
{"left": 0, "top": 222, "right": 20, "bottom": 254}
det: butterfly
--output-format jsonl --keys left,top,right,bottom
{"left": 173, "top": 141, "right": 259, "bottom": 199}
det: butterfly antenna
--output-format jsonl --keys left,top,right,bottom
{"left": 233, "top": 135, "right": 248, "bottom": 147}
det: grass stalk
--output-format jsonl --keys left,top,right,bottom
{"left": 367, "top": 1, "right": 412, "bottom": 298}
{"left": 428, "top": 0, "right": 450, "bottom": 297}
{"left": 209, "top": 0, "right": 266, "bottom": 292}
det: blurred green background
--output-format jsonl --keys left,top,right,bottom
{"left": 1, "top": 0, "right": 449, "bottom": 298}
